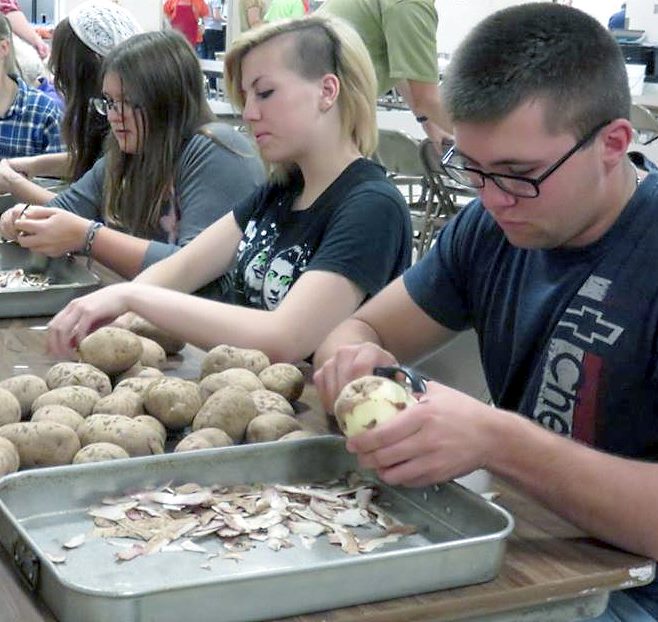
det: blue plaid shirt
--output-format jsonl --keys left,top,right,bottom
{"left": 0, "top": 76, "right": 64, "bottom": 158}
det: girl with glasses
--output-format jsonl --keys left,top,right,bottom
{"left": 0, "top": 29, "right": 265, "bottom": 282}
{"left": 47, "top": 16, "right": 412, "bottom": 367}
{"left": 0, "top": 13, "right": 62, "bottom": 158}
{"left": 0, "top": 0, "right": 141, "bottom": 205}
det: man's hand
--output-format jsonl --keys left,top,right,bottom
{"left": 347, "top": 381, "right": 495, "bottom": 487}
{"left": 313, "top": 342, "right": 398, "bottom": 413}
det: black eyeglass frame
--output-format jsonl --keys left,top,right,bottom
{"left": 89, "top": 96, "right": 140, "bottom": 117}
{"left": 440, "top": 119, "right": 612, "bottom": 199}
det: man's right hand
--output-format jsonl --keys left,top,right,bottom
{"left": 313, "top": 342, "right": 398, "bottom": 414}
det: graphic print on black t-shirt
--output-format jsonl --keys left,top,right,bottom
{"left": 235, "top": 218, "right": 311, "bottom": 310}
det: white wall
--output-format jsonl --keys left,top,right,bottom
{"left": 56, "top": 0, "right": 163, "bottom": 32}
{"left": 436, "top": 0, "right": 645, "bottom": 57}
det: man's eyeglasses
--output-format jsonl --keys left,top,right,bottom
{"left": 90, "top": 96, "right": 139, "bottom": 117}
{"left": 440, "top": 119, "right": 612, "bottom": 199}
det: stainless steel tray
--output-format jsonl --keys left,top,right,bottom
{"left": 0, "top": 436, "right": 514, "bottom": 622}
{"left": 0, "top": 243, "right": 100, "bottom": 318}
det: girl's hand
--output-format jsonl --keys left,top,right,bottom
{"left": 47, "top": 283, "right": 136, "bottom": 358}
{"left": 13, "top": 206, "right": 89, "bottom": 256}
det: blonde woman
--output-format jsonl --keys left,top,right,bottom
{"left": 47, "top": 16, "right": 412, "bottom": 364}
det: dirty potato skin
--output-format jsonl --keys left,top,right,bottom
{"left": 31, "top": 405, "right": 85, "bottom": 432}
{"left": 0, "top": 437, "right": 20, "bottom": 475}
{"left": 192, "top": 385, "right": 258, "bottom": 442}
{"left": 0, "top": 388, "right": 21, "bottom": 426}
{"left": 199, "top": 369, "right": 264, "bottom": 401}
{"left": 143, "top": 378, "right": 203, "bottom": 431}
{"left": 278, "top": 430, "right": 318, "bottom": 441}
{"left": 258, "top": 364, "right": 305, "bottom": 402}
{"left": 77, "top": 415, "right": 164, "bottom": 457}
{"left": 73, "top": 442, "right": 130, "bottom": 464}
{"left": 0, "top": 374, "right": 48, "bottom": 420}
{"left": 45, "top": 362, "right": 112, "bottom": 397}
{"left": 0, "top": 421, "right": 81, "bottom": 466}
{"left": 245, "top": 413, "right": 302, "bottom": 443}
{"left": 92, "top": 389, "right": 144, "bottom": 418}
{"left": 125, "top": 315, "right": 185, "bottom": 355}
{"left": 137, "top": 336, "right": 167, "bottom": 369}
{"left": 251, "top": 389, "right": 295, "bottom": 417}
{"left": 132, "top": 415, "right": 167, "bottom": 446}
{"left": 114, "top": 376, "right": 159, "bottom": 398}
{"left": 78, "top": 327, "right": 143, "bottom": 375}
{"left": 174, "top": 428, "right": 233, "bottom": 453}
{"left": 31, "top": 386, "right": 100, "bottom": 418}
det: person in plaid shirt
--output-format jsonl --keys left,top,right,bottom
{"left": 0, "top": 13, "right": 62, "bottom": 157}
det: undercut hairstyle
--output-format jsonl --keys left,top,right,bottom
{"left": 224, "top": 15, "right": 378, "bottom": 180}
{"left": 442, "top": 3, "right": 630, "bottom": 138}
{"left": 49, "top": 18, "right": 107, "bottom": 181}
{"left": 100, "top": 29, "right": 214, "bottom": 237}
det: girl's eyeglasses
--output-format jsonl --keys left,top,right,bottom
{"left": 90, "top": 96, "right": 140, "bottom": 117}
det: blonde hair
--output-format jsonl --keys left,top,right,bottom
{"left": 224, "top": 15, "right": 378, "bottom": 180}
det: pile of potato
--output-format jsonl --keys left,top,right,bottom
{"left": 0, "top": 320, "right": 315, "bottom": 476}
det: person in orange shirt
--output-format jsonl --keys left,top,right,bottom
{"left": 163, "top": 0, "right": 209, "bottom": 48}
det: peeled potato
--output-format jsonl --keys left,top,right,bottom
{"left": 333, "top": 376, "right": 417, "bottom": 437}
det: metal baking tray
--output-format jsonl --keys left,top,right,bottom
{"left": 0, "top": 242, "right": 100, "bottom": 318}
{"left": 0, "top": 436, "right": 514, "bottom": 622}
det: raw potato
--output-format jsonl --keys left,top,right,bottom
{"left": 126, "top": 315, "right": 185, "bottom": 355}
{"left": 45, "top": 362, "right": 112, "bottom": 397}
{"left": 199, "top": 369, "right": 264, "bottom": 401}
{"left": 0, "top": 374, "right": 48, "bottom": 419}
{"left": 258, "top": 364, "right": 305, "bottom": 402}
{"left": 77, "top": 415, "right": 164, "bottom": 457}
{"left": 133, "top": 415, "right": 167, "bottom": 446}
{"left": 200, "top": 346, "right": 270, "bottom": 379}
{"left": 240, "top": 349, "right": 271, "bottom": 375}
{"left": 73, "top": 442, "right": 130, "bottom": 464}
{"left": 92, "top": 389, "right": 143, "bottom": 418}
{"left": 0, "top": 437, "right": 19, "bottom": 475}
{"left": 251, "top": 389, "right": 294, "bottom": 417}
{"left": 278, "top": 430, "right": 318, "bottom": 441}
{"left": 0, "top": 388, "right": 21, "bottom": 426}
{"left": 31, "top": 386, "right": 100, "bottom": 418}
{"left": 245, "top": 413, "right": 302, "bottom": 443}
{"left": 114, "top": 376, "right": 158, "bottom": 397}
{"left": 137, "top": 336, "right": 167, "bottom": 369}
{"left": 144, "top": 378, "right": 203, "bottom": 430}
{"left": 174, "top": 428, "right": 232, "bottom": 453}
{"left": 334, "top": 376, "right": 417, "bottom": 437}
{"left": 78, "top": 327, "right": 143, "bottom": 375}
{"left": 0, "top": 421, "right": 81, "bottom": 466}
{"left": 192, "top": 385, "right": 257, "bottom": 442}
{"left": 31, "top": 405, "right": 85, "bottom": 432}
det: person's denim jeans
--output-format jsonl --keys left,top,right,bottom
{"left": 588, "top": 591, "right": 658, "bottom": 621}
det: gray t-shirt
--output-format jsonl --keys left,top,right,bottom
{"left": 48, "top": 132, "right": 265, "bottom": 269}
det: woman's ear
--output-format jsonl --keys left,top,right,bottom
{"left": 319, "top": 73, "right": 340, "bottom": 112}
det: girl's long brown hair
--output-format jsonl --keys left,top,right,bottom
{"left": 101, "top": 30, "right": 214, "bottom": 237}
{"left": 48, "top": 18, "right": 107, "bottom": 181}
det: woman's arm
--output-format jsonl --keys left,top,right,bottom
{"left": 8, "top": 153, "right": 71, "bottom": 178}
{"left": 0, "top": 160, "right": 57, "bottom": 205}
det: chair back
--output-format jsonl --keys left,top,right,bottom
{"left": 630, "top": 104, "right": 658, "bottom": 145}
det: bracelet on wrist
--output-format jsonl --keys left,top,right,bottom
{"left": 83, "top": 221, "right": 103, "bottom": 257}
{"left": 416, "top": 115, "right": 429, "bottom": 123}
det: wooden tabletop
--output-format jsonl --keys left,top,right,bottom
{"left": 0, "top": 269, "right": 654, "bottom": 622}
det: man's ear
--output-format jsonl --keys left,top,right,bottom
{"left": 600, "top": 118, "right": 634, "bottom": 167}
{"left": 319, "top": 73, "right": 340, "bottom": 111}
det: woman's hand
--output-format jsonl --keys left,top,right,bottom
{"left": 346, "top": 381, "right": 495, "bottom": 487}
{"left": 313, "top": 342, "right": 398, "bottom": 413}
{"left": 47, "top": 283, "right": 137, "bottom": 357}
{"left": 0, "top": 203, "right": 29, "bottom": 240}
{"left": 11, "top": 206, "right": 90, "bottom": 256}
